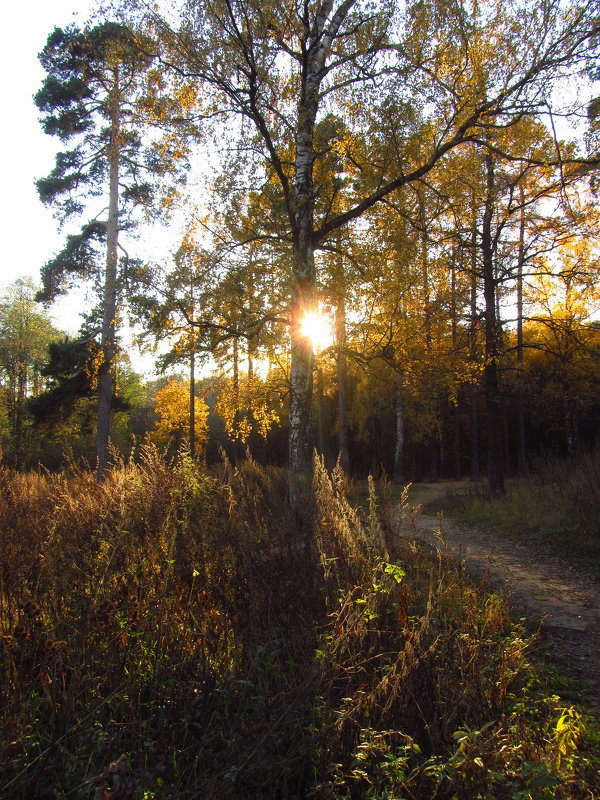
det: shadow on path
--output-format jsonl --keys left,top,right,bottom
{"left": 394, "top": 481, "right": 600, "bottom": 714}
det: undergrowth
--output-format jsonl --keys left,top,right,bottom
{"left": 1, "top": 447, "right": 598, "bottom": 798}
{"left": 455, "top": 449, "right": 600, "bottom": 574}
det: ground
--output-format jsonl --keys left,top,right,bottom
{"left": 394, "top": 481, "right": 600, "bottom": 716}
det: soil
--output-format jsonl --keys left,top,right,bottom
{"left": 394, "top": 481, "right": 600, "bottom": 716}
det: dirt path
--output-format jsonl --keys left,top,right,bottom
{"left": 395, "top": 481, "right": 600, "bottom": 715}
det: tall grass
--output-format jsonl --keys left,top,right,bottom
{"left": 458, "top": 449, "right": 600, "bottom": 572}
{"left": 1, "top": 448, "right": 598, "bottom": 799}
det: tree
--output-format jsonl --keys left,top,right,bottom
{"left": 415, "top": 104, "right": 588, "bottom": 491}
{"left": 0, "top": 278, "right": 61, "bottom": 465}
{"left": 35, "top": 21, "right": 185, "bottom": 478}
{"left": 142, "top": 0, "right": 598, "bottom": 491}
{"left": 129, "top": 226, "right": 218, "bottom": 457}
{"left": 151, "top": 378, "right": 209, "bottom": 453}
{"left": 130, "top": 219, "right": 286, "bottom": 456}
{"left": 523, "top": 232, "right": 600, "bottom": 455}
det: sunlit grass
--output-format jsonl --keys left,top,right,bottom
{"left": 0, "top": 449, "right": 598, "bottom": 798}
{"left": 452, "top": 450, "right": 600, "bottom": 575}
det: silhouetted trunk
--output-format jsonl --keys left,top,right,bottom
{"left": 481, "top": 154, "right": 505, "bottom": 497}
{"left": 232, "top": 335, "right": 242, "bottom": 461}
{"left": 516, "top": 185, "right": 527, "bottom": 474}
{"left": 96, "top": 71, "right": 120, "bottom": 481}
{"left": 393, "top": 370, "right": 405, "bottom": 483}
{"left": 469, "top": 217, "right": 481, "bottom": 482}
{"left": 336, "top": 295, "right": 350, "bottom": 474}
{"left": 189, "top": 347, "right": 196, "bottom": 458}
{"left": 450, "top": 247, "right": 462, "bottom": 480}
{"left": 316, "top": 364, "right": 325, "bottom": 458}
{"left": 453, "top": 404, "right": 462, "bottom": 479}
{"left": 429, "top": 432, "right": 439, "bottom": 482}
{"left": 419, "top": 191, "right": 432, "bottom": 350}
{"left": 565, "top": 394, "right": 577, "bottom": 457}
{"left": 244, "top": 342, "right": 256, "bottom": 456}
{"left": 470, "top": 396, "right": 481, "bottom": 481}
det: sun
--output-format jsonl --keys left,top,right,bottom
{"left": 300, "top": 309, "right": 334, "bottom": 353}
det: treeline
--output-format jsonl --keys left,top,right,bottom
{"left": 1, "top": 273, "right": 598, "bottom": 476}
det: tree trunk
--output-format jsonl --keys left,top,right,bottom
{"left": 564, "top": 393, "right": 577, "bottom": 457}
{"left": 469, "top": 213, "right": 481, "bottom": 482}
{"left": 189, "top": 346, "right": 196, "bottom": 458}
{"left": 289, "top": 275, "right": 315, "bottom": 481}
{"left": 450, "top": 247, "right": 462, "bottom": 480}
{"left": 232, "top": 334, "right": 241, "bottom": 461}
{"left": 470, "top": 396, "right": 481, "bottom": 481}
{"left": 96, "top": 71, "right": 120, "bottom": 482}
{"left": 316, "top": 364, "right": 325, "bottom": 458}
{"left": 516, "top": 185, "right": 528, "bottom": 475}
{"left": 453, "top": 403, "right": 462, "bottom": 480}
{"left": 481, "top": 153, "right": 505, "bottom": 497}
{"left": 288, "top": 56, "right": 319, "bottom": 482}
{"left": 336, "top": 293, "right": 350, "bottom": 475}
{"left": 393, "top": 370, "right": 405, "bottom": 483}
{"left": 288, "top": 8, "right": 351, "bottom": 486}
{"left": 429, "top": 432, "right": 439, "bottom": 482}
{"left": 419, "top": 191, "right": 432, "bottom": 350}
{"left": 245, "top": 341, "right": 255, "bottom": 457}
{"left": 13, "top": 359, "right": 26, "bottom": 468}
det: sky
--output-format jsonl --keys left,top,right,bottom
{"left": 2, "top": 2, "right": 101, "bottom": 330}
{"left": 0, "top": 0, "right": 166, "bottom": 374}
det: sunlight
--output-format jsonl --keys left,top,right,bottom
{"left": 254, "top": 358, "right": 271, "bottom": 381}
{"left": 300, "top": 308, "right": 334, "bottom": 353}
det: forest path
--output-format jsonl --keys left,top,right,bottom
{"left": 394, "top": 481, "right": 600, "bottom": 715}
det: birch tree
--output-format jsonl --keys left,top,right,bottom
{"left": 139, "top": 0, "right": 598, "bottom": 486}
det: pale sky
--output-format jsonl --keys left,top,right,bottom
{"left": 1, "top": 0, "right": 99, "bottom": 332}
{"left": 0, "top": 0, "right": 169, "bottom": 374}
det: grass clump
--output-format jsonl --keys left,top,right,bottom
{"left": 0, "top": 448, "right": 599, "bottom": 798}
{"left": 455, "top": 449, "right": 600, "bottom": 574}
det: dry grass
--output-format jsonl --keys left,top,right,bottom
{"left": 0, "top": 448, "right": 598, "bottom": 799}
{"left": 457, "top": 449, "right": 600, "bottom": 573}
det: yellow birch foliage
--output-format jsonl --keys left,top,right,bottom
{"left": 216, "top": 373, "right": 281, "bottom": 443}
{"left": 151, "top": 379, "right": 209, "bottom": 451}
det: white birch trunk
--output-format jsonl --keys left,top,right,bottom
{"left": 288, "top": 0, "right": 357, "bottom": 482}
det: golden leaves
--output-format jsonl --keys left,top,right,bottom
{"left": 151, "top": 379, "right": 209, "bottom": 450}
{"left": 215, "top": 371, "right": 281, "bottom": 442}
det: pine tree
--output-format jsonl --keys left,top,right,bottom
{"left": 35, "top": 22, "right": 184, "bottom": 478}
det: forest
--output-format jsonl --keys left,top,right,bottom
{"left": 0, "top": 0, "right": 598, "bottom": 487}
{"left": 2, "top": 0, "right": 600, "bottom": 797}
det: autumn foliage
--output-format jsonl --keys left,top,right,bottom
{"left": 150, "top": 378, "right": 209, "bottom": 452}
